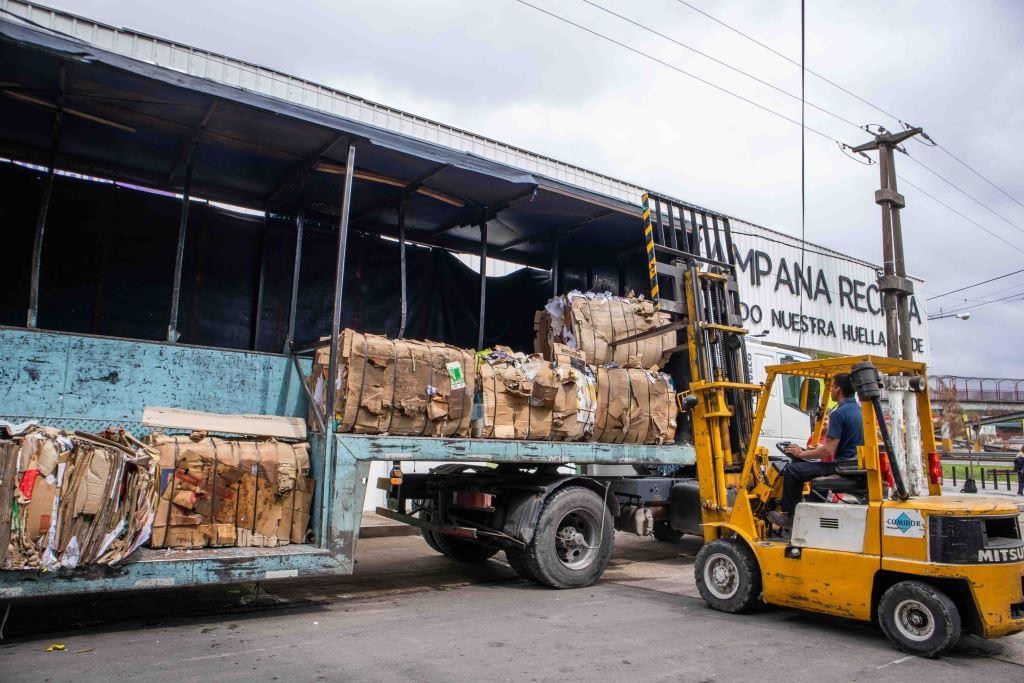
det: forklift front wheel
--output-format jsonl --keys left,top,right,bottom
{"left": 694, "top": 539, "right": 762, "bottom": 613}
{"left": 878, "top": 581, "right": 961, "bottom": 657}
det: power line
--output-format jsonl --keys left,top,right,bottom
{"left": 934, "top": 144, "right": 1024, "bottom": 212}
{"left": 932, "top": 288, "right": 1024, "bottom": 317}
{"left": 931, "top": 279, "right": 1024, "bottom": 307}
{"left": 518, "top": 0, "right": 1024, "bottom": 260}
{"left": 672, "top": 0, "right": 1024, "bottom": 212}
{"left": 671, "top": 0, "right": 903, "bottom": 121}
{"left": 798, "top": 0, "right": 806, "bottom": 347}
{"left": 578, "top": 0, "right": 861, "bottom": 130}
{"left": 927, "top": 267, "right": 1024, "bottom": 301}
{"left": 902, "top": 151, "right": 1024, "bottom": 236}
{"left": 515, "top": 0, "right": 851, "bottom": 148}
{"left": 883, "top": 176, "right": 1024, "bottom": 256}
{"left": 574, "top": 1, "right": 1024, "bottom": 249}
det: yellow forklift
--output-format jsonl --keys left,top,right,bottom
{"left": 637, "top": 193, "right": 1024, "bottom": 657}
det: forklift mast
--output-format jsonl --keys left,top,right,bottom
{"left": 641, "top": 193, "right": 761, "bottom": 532}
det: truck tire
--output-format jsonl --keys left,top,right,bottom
{"left": 652, "top": 521, "right": 684, "bottom": 543}
{"left": 694, "top": 538, "right": 762, "bottom": 613}
{"left": 425, "top": 530, "right": 500, "bottom": 562}
{"left": 418, "top": 504, "right": 498, "bottom": 563}
{"left": 878, "top": 581, "right": 961, "bottom": 657}
{"left": 505, "top": 546, "right": 537, "bottom": 581}
{"left": 525, "top": 486, "right": 614, "bottom": 589}
{"left": 420, "top": 528, "right": 443, "bottom": 553}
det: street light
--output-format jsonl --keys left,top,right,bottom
{"left": 928, "top": 311, "right": 971, "bottom": 321}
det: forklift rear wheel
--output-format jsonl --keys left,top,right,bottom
{"left": 694, "top": 539, "right": 762, "bottom": 613}
{"left": 525, "top": 486, "right": 614, "bottom": 589}
{"left": 652, "top": 521, "right": 684, "bottom": 543}
{"left": 878, "top": 581, "right": 961, "bottom": 657}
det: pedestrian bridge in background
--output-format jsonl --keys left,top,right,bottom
{"left": 930, "top": 375, "right": 1024, "bottom": 414}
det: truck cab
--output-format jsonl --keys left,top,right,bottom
{"left": 746, "top": 342, "right": 814, "bottom": 452}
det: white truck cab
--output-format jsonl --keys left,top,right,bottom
{"left": 746, "top": 341, "right": 815, "bottom": 451}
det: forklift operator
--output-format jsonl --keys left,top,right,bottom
{"left": 769, "top": 373, "right": 863, "bottom": 528}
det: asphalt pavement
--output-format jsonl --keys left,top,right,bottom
{"left": 2, "top": 532, "right": 1022, "bottom": 682}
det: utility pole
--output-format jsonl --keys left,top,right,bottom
{"left": 852, "top": 127, "right": 925, "bottom": 495}
{"left": 852, "top": 127, "right": 922, "bottom": 360}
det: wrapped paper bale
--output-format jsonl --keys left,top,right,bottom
{"left": 150, "top": 433, "right": 312, "bottom": 550}
{"left": 476, "top": 347, "right": 559, "bottom": 439}
{"left": 535, "top": 291, "right": 675, "bottom": 368}
{"left": 548, "top": 344, "right": 598, "bottom": 442}
{"left": 309, "top": 329, "right": 475, "bottom": 437}
{"left": 593, "top": 365, "right": 677, "bottom": 444}
{"left": 3, "top": 426, "right": 160, "bottom": 571}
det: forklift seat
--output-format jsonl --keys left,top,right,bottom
{"left": 809, "top": 462, "right": 867, "bottom": 500}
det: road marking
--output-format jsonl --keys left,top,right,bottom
{"left": 876, "top": 655, "right": 914, "bottom": 669}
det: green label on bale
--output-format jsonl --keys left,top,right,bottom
{"left": 446, "top": 361, "right": 466, "bottom": 390}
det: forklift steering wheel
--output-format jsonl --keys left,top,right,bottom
{"left": 775, "top": 441, "right": 800, "bottom": 461}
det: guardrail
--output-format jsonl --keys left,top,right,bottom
{"left": 949, "top": 465, "right": 1020, "bottom": 492}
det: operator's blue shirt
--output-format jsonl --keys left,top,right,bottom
{"left": 827, "top": 397, "right": 864, "bottom": 461}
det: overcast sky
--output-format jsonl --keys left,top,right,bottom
{"left": 48, "top": 0, "right": 1024, "bottom": 377}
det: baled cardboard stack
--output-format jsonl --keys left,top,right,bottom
{"left": 535, "top": 291, "right": 676, "bottom": 369}
{"left": 547, "top": 344, "right": 598, "bottom": 442}
{"left": 2, "top": 426, "right": 160, "bottom": 570}
{"left": 476, "top": 347, "right": 559, "bottom": 439}
{"left": 304, "top": 326, "right": 676, "bottom": 445}
{"left": 310, "top": 329, "right": 475, "bottom": 436}
{"left": 150, "top": 433, "right": 312, "bottom": 550}
{"left": 592, "top": 365, "right": 676, "bottom": 444}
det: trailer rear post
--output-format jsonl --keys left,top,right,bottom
{"left": 398, "top": 197, "right": 408, "bottom": 339}
{"left": 252, "top": 210, "right": 270, "bottom": 350}
{"left": 324, "top": 142, "right": 357, "bottom": 546}
{"left": 478, "top": 213, "right": 488, "bottom": 349}
{"left": 551, "top": 232, "right": 559, "bottom": 297}
{"left": 167, "top": 157, "right": 193, "bottom": 342}
{"left": 285, "top": 210, "right": 304, "bottom": 352}
{"left": 27, "top": 62, "right": 65, "bottom": 329}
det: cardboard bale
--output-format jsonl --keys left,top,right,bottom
{"left": 150, "top": 434, "right": 312, "bottom": 550}
{"left": 3, "top": 427, "right": 162, "bottom": 570}
{"left": 476, "top": 347, "right": 557, "bottom": 440}
{"left": 548, "top": 344, "right": 598, "bottom": 442}
{"left": 535, "top": 291, "right": 675, "bottom": 369}
{"left": 309, "top": 329, "right": 475, "bottom": 437}
{"left": 22, "top": 477, "right": 57, "bottom": 543}
{"left": 593, "top": 365, "right": 677, "bottom": 444}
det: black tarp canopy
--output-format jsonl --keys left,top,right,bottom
{"left": 0, "top": 16, "right": 655, "bottom": 353}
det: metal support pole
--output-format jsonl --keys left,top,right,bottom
{"left": 285, "top": 210, "right": 304, "bottom": 352}
{"left": 167, "top": 158, "right": 194, "bottom": 342}
{"left": 478, "top": 216, "right": 488, "bottom": 350}
{"left": 252, "top": 211, "right": 269, "bottom": 351}
{"left": 551, "top": 233, "right": 560, "bottom": 298}
{"left": 27, "top": 63, "right": 66, "bottom": 329}
{"left": 397, "top": 198, "right": 408, "bottom": 339}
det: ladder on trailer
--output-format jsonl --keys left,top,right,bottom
{"left": 634, "top": 192, "right": 757, "bottom": 466}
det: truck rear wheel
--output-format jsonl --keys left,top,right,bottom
{"left": 878, "top": 581, "right": 961, "bottom": 657}
{"left": 423, "top": 529, "right": 500, "bottom": 562}
{"left": 694, "top": 538, "right": 762, "bottom": 613}
{"left": 505, "top": 546, "right": 537, "bottom": 581}
{"left": 525, "top": 486, "right": 614, "bottom": 589}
